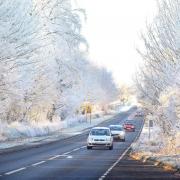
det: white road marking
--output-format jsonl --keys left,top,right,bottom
{"left": 72, "top": 148, "right": 80, "bottom": 151}
{"left": 48, "top": 154, "right": 74, "bottom": 160}
{"left": 32, "top": 161, "right": 46, "bottom": 167}
{"left": 5, "top": 167, "right": 26, "bottom": 175}
{"left": 69, "top": 146, "right": 85, "bottom": 153}
{"left": 99, "top": 118, "right": 145, "bottom": 180}
{"left": 63, "top": 151, "right": 71, "bottom": 155}
{"left": 99, "top": 145, "right": 131, "bottom": 180}
{"left": 99, "top": 175, "right": 105, "bottom": 180}
{"left": 48, "top": 155, "right": 63, "bottom": 160}
{"left": 49, "top": 146, "right": 84, "bottom": 160}
{"left": 67, "top": 156, "right": 73, "bottom": 159}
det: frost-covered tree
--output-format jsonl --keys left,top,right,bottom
{"left": 0, "top": 0, "right": 118, "bottom": 129}
{"left": 135, "top": 0, "right": 180, "bottom": 135}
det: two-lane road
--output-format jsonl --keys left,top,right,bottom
{"left": 0, "top": 108, "right": 144, "bottom": 180}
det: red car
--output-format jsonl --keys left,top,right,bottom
{"left": 123, "top": 123, "right": 135, "bottom": 132}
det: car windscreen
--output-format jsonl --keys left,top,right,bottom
{"left": 90, "top": 129, "right": 110, "bottom": 136}
{"left": 125, "top": 121, "right": 133, "bottom": 124}
{"left": 125, "top": 123, "right": 133, "bottom": 126}
{"left": 110, "top": 126, "right": 123, "bottom": 131}
{"left": 126, "top": 120, "right": 133, "bottom": 122}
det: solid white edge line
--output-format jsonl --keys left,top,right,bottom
{"left": 5, "top": 167, "right": 26, "bottom": 175}
{"left": 32, "top": 161, "right": 46, "bottom": 167}
{"left": 99, "top": 118, "right": 145, "bottom": 180}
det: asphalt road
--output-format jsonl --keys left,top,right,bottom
{"left": 105, "top": 151, "right": 179, "bottom": 180}
{"left": 0, "top": 108, "right": 178, "bottom": 180}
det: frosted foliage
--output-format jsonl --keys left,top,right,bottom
{"left": 0, "top": 0, "right": 118, "bottom": 135}
{"left": 136, "top": 0, "right": 180, "bottom": 136}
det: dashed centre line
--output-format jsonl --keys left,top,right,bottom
{"left": 2, "top": 145, "right": 84, "bottom": 177}
{"left": 63, "top": 151, "right": 71, "bottom": 155}
{"left": 48, "top": 154, "right": 73, "bottom": 160}
{"left": 48, "top": 154, "right": 63, "bottom": 160}
{"left": 5, "top": 167, "right": 26, "bottom": 175}
{"left": 32, "top": 161, "right": 46, "bottom": 167}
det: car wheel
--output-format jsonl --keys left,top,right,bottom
{"left": 87, "top": 146, "right": 92, "bottom": 150}
{"left": 109, "top": 145, "right": 113, "bottom": 150}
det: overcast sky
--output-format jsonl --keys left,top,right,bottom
{"left": 75, "top": 0, "right": 157, "bottom": 85}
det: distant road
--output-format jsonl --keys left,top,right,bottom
{"left": 0, "top": 107, "right": 178, "bottom": 180}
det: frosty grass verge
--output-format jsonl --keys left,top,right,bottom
{"left": 0, "top": 107, "right": 132, "bottom": 151}
{"left": 131, "top": 122, "right": 180, "bottom": 171}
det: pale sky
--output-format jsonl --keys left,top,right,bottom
{"left": 75, "top": 0, "right": 157, "bottom": 85}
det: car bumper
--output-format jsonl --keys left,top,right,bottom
{"left": 112, "top": 134, "right": 125, "bottom": 139}
{"left": 87, "top": 142, "right": 112, "bottom": 147}
{"left": 125, "top": 128, "right": 135, "bottom": 131}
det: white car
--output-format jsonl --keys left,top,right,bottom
{"left": 87, "top": 127, "right": 113, "bottom": 150}
{"left": 109, "top": 125, "right": 125, "bottom": 141}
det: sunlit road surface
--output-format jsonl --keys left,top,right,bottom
{"left": 0, "top": 107, "right": 178, "bottom": 180}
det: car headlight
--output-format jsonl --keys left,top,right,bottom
{"left": 106, "top": 137, "right": 110, "bottom": 141}
{"left": 88, "top": 137, "right": 93, "bottom": 142}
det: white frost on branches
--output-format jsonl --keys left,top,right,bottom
{"left": 0, "top": 0, "right": 118, "bottom": 139}
{"left": 135, "top": 0, "right": 180, "bottom": 137}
